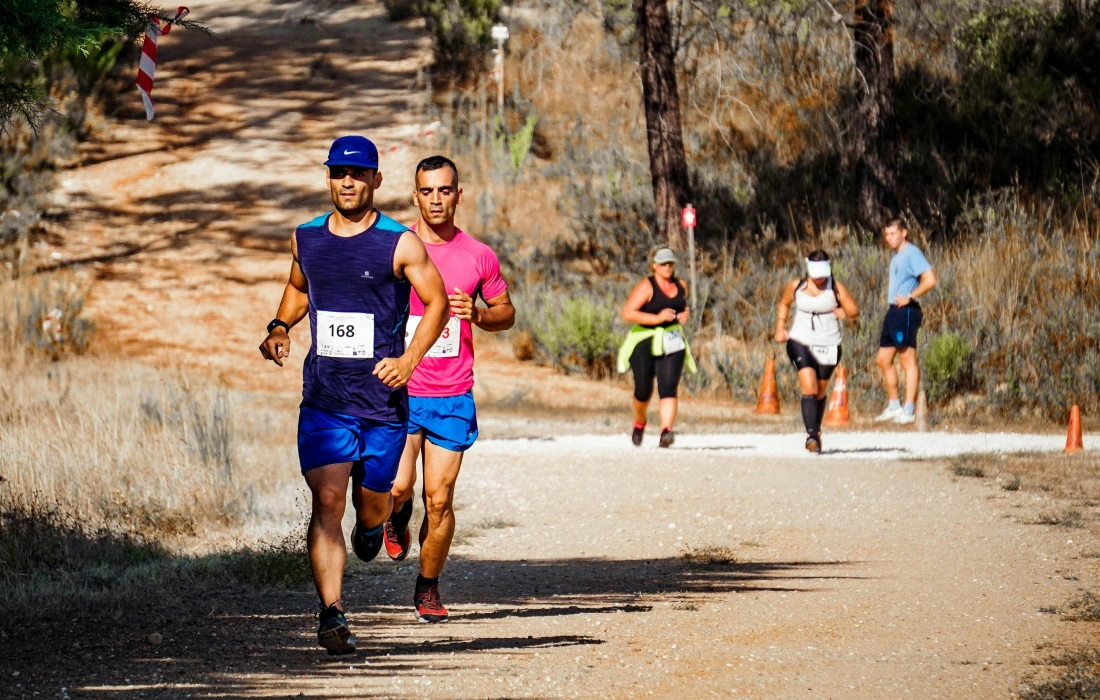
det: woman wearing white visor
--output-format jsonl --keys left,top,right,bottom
{"left": 774, "top": 250, "right": 860, "bottom": 453}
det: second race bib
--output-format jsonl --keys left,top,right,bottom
{"left": 316, "top": 310, "right": 374, "bottom": 358}
{"left": 663, "top": 329, "right": 687, "bottom": 354}
{"left": 406, "top": 315, "right": 461, "bottom": 358}
{"left": 810, "top": 344, "right": 838, "bottom": 366}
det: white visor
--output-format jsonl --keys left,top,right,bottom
{"left": 806, "top": 259, "right": 831, "bottom": 278}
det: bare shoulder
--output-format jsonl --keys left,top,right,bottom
{"left": 396, "top": 229, "right": 429, "bottom": 260}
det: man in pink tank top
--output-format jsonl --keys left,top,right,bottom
{"left": 384, "top": 155, "right": 515, "bottom": 622}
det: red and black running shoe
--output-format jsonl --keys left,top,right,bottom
{"left": 383, "top": 519, "right": 410, "bottom": 561}
{"left": 659, "top": 429, "right": 675, "bottom": 448}
{"left": 414, "top": 584, "right": 449, "bottom": 623}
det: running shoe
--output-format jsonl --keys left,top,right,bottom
{"left": 659, "top": 429, "right": 675, "bottom": 448}
{"left": 632, "top": 426, "right": 645, "bottom": 447}
{"left": 805, "top": 434, "right": 822, "bottom": 453}
{"left": 895, "top": 412, "right": 916, "bottom": 425}
{"left": 874, "top": 406, "right": 904, "bottom": 422}
{"left": 351, "top": 522, "right": 384, "bottom": 563}
{"left": 414, "top": 584, "right": 449, "bottom": 623}
{"left": 383, "top": 518, "right": 411, "bottom": 561}
{"left": 317, "top": 604, "right": 356, "bottom": 655}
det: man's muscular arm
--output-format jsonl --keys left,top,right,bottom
{"left": 260, "top": 232, "right": 309, "bottom": 367}
{"left": 373, "top": 231, "right": 448, "bottom": 388}
{"left": 448, "top": 289, "right": 514, "bottom": 332}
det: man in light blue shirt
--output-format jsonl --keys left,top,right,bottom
{"left": 874, "top": 218, "right": 937, "bottom": 424}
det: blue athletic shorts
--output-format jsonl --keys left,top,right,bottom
{"left": 407, "top": 391, "right": 479, "bottom": 452}
{"left": 297, "top": 407, "right": 406, "bottom": 492}
{"left": 879, "top": 303, "right": 923, "bottom": 350}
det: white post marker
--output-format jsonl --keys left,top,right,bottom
{"left": 491, "top": 25, "right": 509, "bottom": 111}
{"left": 682, "top": 204, "right": 698, "bottom": 311}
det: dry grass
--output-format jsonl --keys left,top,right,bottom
{"left": 1060, "top": 592, "right": 1100, "bottom": 622}
{"left": 0, "top": 354, "right": 300, "bottom": 537}
{"left": 980, "top": 452, "right": 1100, "bottom": 504}
{"left": 681, "top": 545, "right": 739, "bottom": 566}
{"left": 0, "top": 280, "right": 309, "bottom": 615}
{"left": 1021, "top": 648, "right": 1100, "bottom": 699}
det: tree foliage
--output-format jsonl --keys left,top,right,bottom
{"left": 0, "top": 0, "right": 207, "bottom": 130}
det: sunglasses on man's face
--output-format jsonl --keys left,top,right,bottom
{"left": 328, "top": 167, "right": 372, "bottom": 181}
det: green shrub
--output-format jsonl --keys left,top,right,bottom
{"left": 924, "top": 331, "right": 973, "bottom": 400}
{"left": 490, "top": 112, "right": 538, "bottom": 182}
{"left": 387, "top": 0, "right": 502, "bottom": 71}
{"left": 527, "top": 290, "right": 623, "bottom": 377}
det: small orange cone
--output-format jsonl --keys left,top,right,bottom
{"left": 1066, "top": 405, "right": 1084, "bottom": 453}
{"left": 756, "top": 358, "right": 780, "bottom": 414}
{"left": 823, "top": 365, "right": 850, "bottom": 427}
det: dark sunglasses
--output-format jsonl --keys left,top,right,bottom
{"left": 328, "top": 166, "right": 372, "bottom": 180}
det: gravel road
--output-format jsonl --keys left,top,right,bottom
{"left": 83, "top": 430, "right": 1086, "bottom": 699}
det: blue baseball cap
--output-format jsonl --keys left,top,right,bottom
{"left": 324, "top": 135, "right": 379, "bottom": 169}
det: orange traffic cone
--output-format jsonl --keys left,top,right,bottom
{"left": 1066, "top": 405, "right": 1084, "bottom": 453}
{"left": 757, "top": 358, "right": 780, "bottom": 414}
{"left": 822, "top": 365, "right": 850, "bottom": 427}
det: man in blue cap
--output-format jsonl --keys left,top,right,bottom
{"left": 259, "top": 135, "right": 449, "bottom": 655}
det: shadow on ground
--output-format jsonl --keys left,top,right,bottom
{"left": 1, "top": 553, "right": 859, "bottom": 698}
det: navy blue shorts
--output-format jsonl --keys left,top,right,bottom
{"left": 297, "top": 407, "right": 406, "bottom": 492}
{"left": 879, "top": 303, "right": 923, "bottom": 349}
{"left": 407, "top": 391, "right": 479, "bottom": 452}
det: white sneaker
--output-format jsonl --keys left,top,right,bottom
{"left": 874, "top": 407, "right": 903, "bottom": 422}
{"left": 895, "top": 412, "right": 916, "bottom": 425}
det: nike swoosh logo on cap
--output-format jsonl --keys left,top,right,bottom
{"left": 343, "top": 150, "right": 361, "bottom": 155}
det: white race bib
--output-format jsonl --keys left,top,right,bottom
{"left": 810, "top": 344, "right": 838, "bottom": 366}
{"left": 405, "top": 315, "right": 461, "bottom": 358}
{"left": 663, "top": 329, "right": 686, "bottom": 354}
{"left": 316, "top": 311, "right": 374, "bottom": 358}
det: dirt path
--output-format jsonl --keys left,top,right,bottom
{"left": 27, "top": 1, "right": 1099, "bottom": 697}
{"left": 22, "top": 433, "right": 1095, "bottom": 698}
{"left": 51, "top": 0, "right": 434, "bottom": 392}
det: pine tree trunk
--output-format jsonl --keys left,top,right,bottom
{"left": 634, "top": 0, "right": 691, "bottom": 250}
{"left": 853, "top": 0, "right": 898, "bottom": 229}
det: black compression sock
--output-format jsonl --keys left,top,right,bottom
{"left": 415, "top": 574, "right": 439, "bottom": 594}
{"left": 815, "top": 396, "right": 827, "bottom": 433}
{"left": 391, "top": 498, "right": 413, "bottom": 532}
{"left": 801, "top": 395, "right": 819, "bottom": 436}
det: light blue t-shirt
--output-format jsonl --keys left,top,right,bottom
{"left": 888, "top": 243, "right": 932, "bottom": 302}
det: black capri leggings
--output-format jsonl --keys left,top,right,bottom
{"left": 629, "top": 342, "right": 686, "bottom": 402}
{"left": 785, "top": 338, "right": 842, "bottom": 381}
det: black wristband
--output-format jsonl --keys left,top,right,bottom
{"left": 267, "top": 319, "right": 290, "bottom": 334}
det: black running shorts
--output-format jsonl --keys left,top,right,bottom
{"left": 786, "top": 339, "right": 842, "bottom": 381}
{"left": 629, "top": 343, "right": 685, "bottom": 402}
{"left": 879, "top": 303, "right": 922, "bottom": 349}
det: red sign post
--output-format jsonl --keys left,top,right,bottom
{"left": 682, "top": 204, "right": 698, "bottom": 311}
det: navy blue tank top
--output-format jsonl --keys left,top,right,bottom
{"left": 296, "top": 211, "right": 411, "bottom": 424}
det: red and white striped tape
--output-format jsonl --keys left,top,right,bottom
{"left": 386, "top": 121, "right": 442, "bottom": 154}
{"left": 136, "top": 6, "right": 190, "bottom": 121}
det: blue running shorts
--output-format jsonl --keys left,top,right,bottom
{"left": 297, "top": 407, "right": 406, "bottom": 492}
{"left": 407, "top": 391, "right": 479, "bottom": 452}
{"left": 879, "top": 302, "right": 923, "bottom": 350}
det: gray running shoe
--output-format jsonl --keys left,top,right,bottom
{"left": 659, "top": 430, "right": 675, "bottom": 448}
{"left": 632, "top": 426, "right": 644, "bottom": 446}
{"left": 351, "top": 522, "right": 384, "bottom": 563}
{"left": 805, "top": 434, "right": 822, "bottom": 453}
{"left": 317, "top": 605, "right": 356, "bottom": 655}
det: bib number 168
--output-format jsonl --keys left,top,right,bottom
{"left": 316, "top": 310, "right": 374, "bottom": 358}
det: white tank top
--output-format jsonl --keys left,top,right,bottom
{"left": 788, "top": 278, "right": 842, "bottom": 347}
